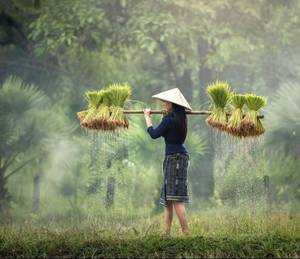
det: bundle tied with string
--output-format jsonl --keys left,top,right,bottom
{"left": 80, "top": 91, "right": 102, "bottom": 129}
{"left": 226, "top": 94, "right": 246, "bottom": 137}
{"left": 77, "top": 83, "right": 131, "bottom": 131}
{"left": 206, "top": 81, "right": 231, "bottom": 131}
{"left": 94, "top": 89, "right": 113, "bottom": 130}
{"left": 241, "top": 94, "right": 267, "bottom": 137}
{"left": 107, "top": 83, "right": 131, "bottom": 129}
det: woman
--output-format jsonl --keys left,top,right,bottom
{"left": 143, "top": 88, "right": 191, "bottom": 236}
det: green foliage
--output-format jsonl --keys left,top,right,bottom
{"left": 264, "top": 153, "right": 300, "bottom": 207}
{"left": 131, "top": 10, "right": 182, "bottom": 55}
{"left": 265, "top": 81, "right": 300, "bottom": 156}
{"left": 28, "top": 0, "right": 109, "bottom": 55}
{"left": 0, "top": 76, "right": 47, "bottom": 163}
{"left": 0, "top": 75, "right": 70, "bottom": 212}
{"left": 185, "top": 131, "right": 207, "bottom": 158}
{"left": 0, "top": 76, "right": 45, "bottom": 115}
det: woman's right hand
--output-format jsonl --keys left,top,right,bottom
{"left": 143, "top": 108, "right": 153, "bottom": 128}
{"left": 143, "top": 108, "right": 151, "bottom": 117}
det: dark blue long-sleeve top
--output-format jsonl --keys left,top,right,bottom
{"left": 147, "top": 113, "right": 188, "bottom": 155}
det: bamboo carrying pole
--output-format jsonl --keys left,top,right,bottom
{"left": 123, "top": 110, "right": 264, "bottom": 119}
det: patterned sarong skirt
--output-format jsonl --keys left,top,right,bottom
{"left": 159, "top": 153, "right": 190, "bottom": 207}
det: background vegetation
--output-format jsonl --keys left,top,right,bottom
{"left": 0, "top": 0, "right": 299, "bottom": 257}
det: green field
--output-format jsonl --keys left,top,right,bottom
{"left": 1, "top": 209, "right": 299, "bottom": 258}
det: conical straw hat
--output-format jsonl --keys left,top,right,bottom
{"left": 152, "top": 88, "right": 192, "bottom": 110}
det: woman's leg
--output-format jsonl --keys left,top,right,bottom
{"left": 164, "top": 201, "right": 173, "bottom": 235}
{"left": 173, "top": 201, "right": 189, "bottom": 235}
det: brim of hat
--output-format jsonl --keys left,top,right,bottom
{"left": 153, "top": 96, "right": 192, "bottom": 110}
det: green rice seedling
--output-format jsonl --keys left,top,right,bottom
{"left": 85, "top": 91, "right": 103, "bottom": 108}
{"left": 106, "top": 83, "right": 131, "bottom": 129}
{"left": 241, "top": 94, "right": 267, "bottom": 136}
{"left": 226, "top": 94, "right": 246, "bottom": 137}
{"left": 81, "top": 91, "right": 103, "bottom": 130}
{"left": 93, "top": 90, "right": 114, "bottom": 131}
{"left": 206, "top": 81, "right": 231, "bottom": 131}
{"left": 77, "top": 110, "right": 88, "bottom": 126}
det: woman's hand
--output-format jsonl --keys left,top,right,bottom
{"left": 143, "top": 108, "right": 151, "bottom": 117}
{"left": 143, "top": 108, "right": 153, "bottom": 128}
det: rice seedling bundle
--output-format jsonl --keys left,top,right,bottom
{"left": 94, "top": 91, "right": 113, "bottom": 130}
{"left": 206, "top": 81, "right": 231, "bottom": 131}
{"left": 106, "top": 83, "right": 131, "bottom": 129}
{"left": 226, "top": 94, "right": 246, "bottom": 137}
{"left": 79, "top": 91, "right": 102, "bottom": 129}
{"left": 77, "top": 83, "right": 131, "bottom": 131}
{"left": 241, "top": 94, "right": 267, "bottom": 136}
{"left": 77, "top": 110, "right": 88, "bottom": 124}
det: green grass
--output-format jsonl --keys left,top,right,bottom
{"left": 0, "top": 210, "right": 299, "bottom": 258}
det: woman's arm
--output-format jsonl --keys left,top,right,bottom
{"left": 143, "top": 108, "right": 171, "bottom": 139}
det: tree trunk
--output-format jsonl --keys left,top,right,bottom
{"left": 89, "top": 133, "right": 99, "bottom": 170}
{"left": 157, "top": 41, "right": 181, "bottom": 86}
{"left": 32, "top": 174, "right": 40, "bottom": 212}
{"left": 199, "top": 66, "right": 213, "bottom": 102}
{"left": 0, "top": 170, "right": 8, "bottom": 212}
{"left": 263, "top": 175, "right": 272, "bottom": 211}
{"left": 197, "top": 43, "right": 215, "bottom": 201}
{"left": 106, "top": 176, "right": 115, "bottom": 208}
{"left": 197, "top": 40, "right": 214, "bottom": 103}
{"left": 179, "top": 69, "right": 193, "bottom": 102}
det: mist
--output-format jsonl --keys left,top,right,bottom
{"left": 0, "top": 0, "right": 299, "bottom": 257}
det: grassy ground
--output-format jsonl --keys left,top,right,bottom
{"left": 0, "top": 209, "right": 299, "bottom": 258}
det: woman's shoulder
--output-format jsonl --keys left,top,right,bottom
{"left": 161, "top": 113, "right": 174, "bottom": 128}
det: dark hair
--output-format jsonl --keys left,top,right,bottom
{"left": 170, "top": 103, "right": 188, "bottom": 141}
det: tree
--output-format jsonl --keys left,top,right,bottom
{"left": 0, "top": 76, "right": 66, "bottom": 213}
{"left": 265, "top": 81, "right": 300, "bottom": 157}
